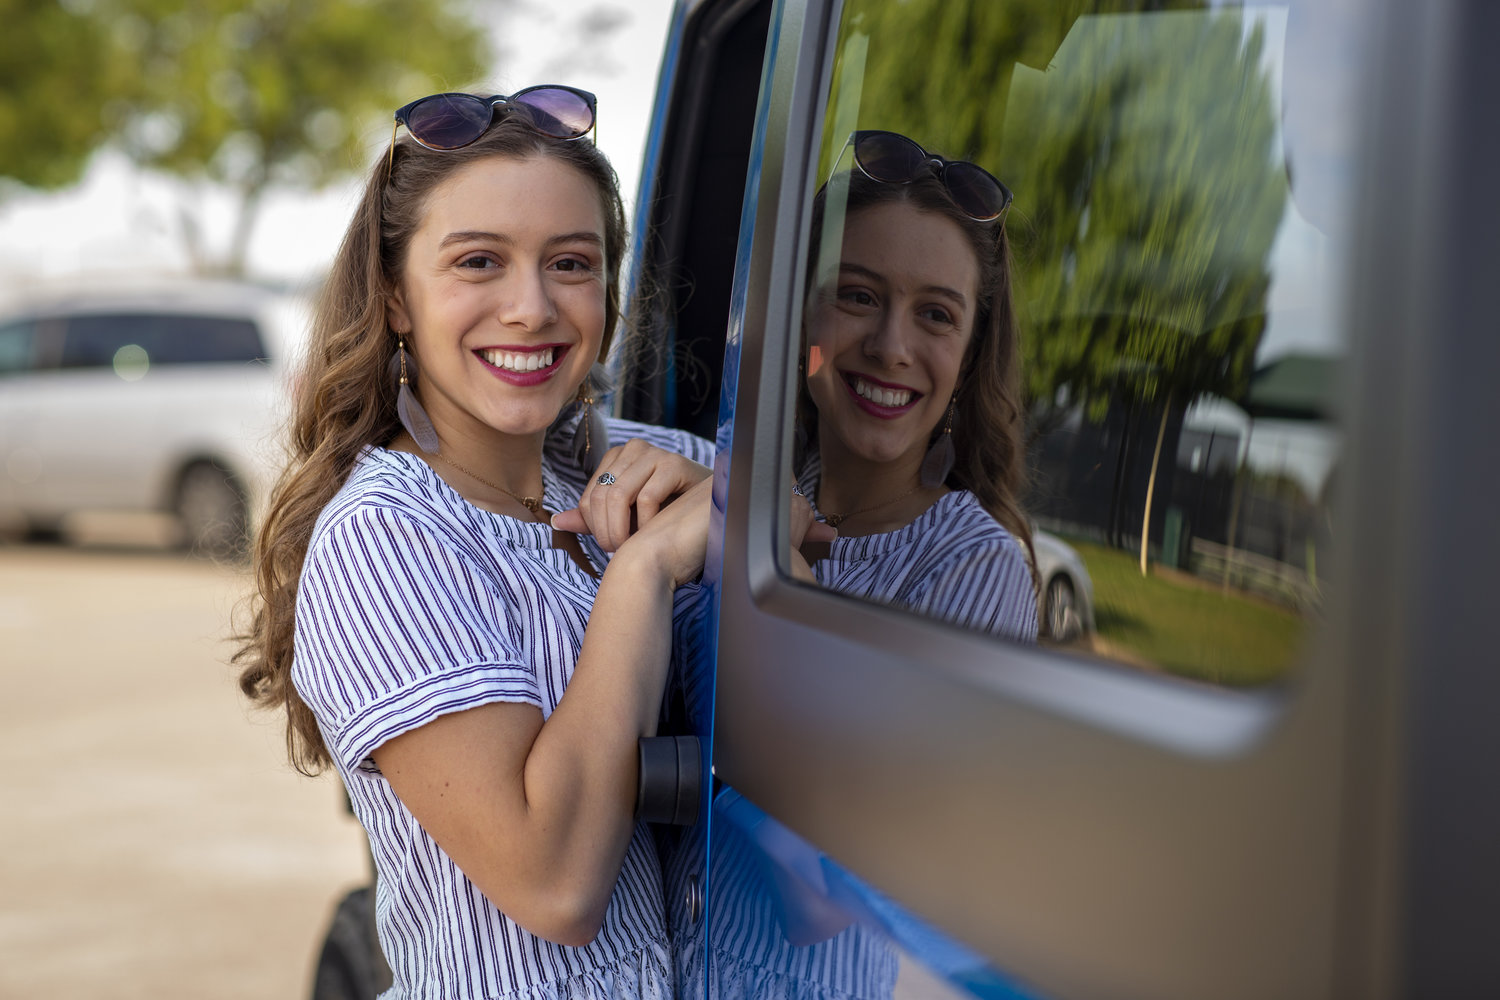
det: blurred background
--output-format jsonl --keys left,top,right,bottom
{"left": 0, "top": 1, "right": 674, "bottom": 996}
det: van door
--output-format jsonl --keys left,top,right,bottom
{"left": 633, "top": 0, "right": 1500, "bottom": 997}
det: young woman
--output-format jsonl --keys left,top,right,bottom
{"left": 795, "top": 130, "right": 1039, "bottom": 641}
{"left": 236, "top": 88, "right": 716, "bottom": 1000}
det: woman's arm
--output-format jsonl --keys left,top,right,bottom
{"left": 372, "top": 476, "right": 713, "bottom": 946}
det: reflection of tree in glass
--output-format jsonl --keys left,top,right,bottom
{"left": 838, "top": 1, "right": 1286, "bottom": 575}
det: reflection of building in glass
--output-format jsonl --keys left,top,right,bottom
{"left": 1028, "top": 352, "right": 1339, "bottom": 609}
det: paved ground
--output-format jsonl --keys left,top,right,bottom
{"left": 0, "top": 540, "right": 368, "bottom": 999}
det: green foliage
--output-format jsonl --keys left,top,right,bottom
{"left": 830, "top": 0, "right": 1287, "bottom": 426}
{"left": 98, "top": 0, "right": 491, "bottom": 191}
{"left": 5, "top": 0, "right": 493, "bottom": 272}
{"left": 1, "top": 0, "right": 124, "bottom": 190}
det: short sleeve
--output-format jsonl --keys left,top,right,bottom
{"left": 292, "top": 503, "right": 542, "bottom": 772}
{"left": 909, "top": 538, "right": 1040, "bottom": 642}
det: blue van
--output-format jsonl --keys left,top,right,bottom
{"left": 314, "top": 1, "right": 1500, "bottom": 997}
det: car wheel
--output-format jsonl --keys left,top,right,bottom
{"left": 1045, "top": 575, "right": 1081, "bottom": 642}
{"left": 174, "top": 462, "right": 249, "bottom": 561}
{"left": 311, "top": 886, "right": 381, "bottom": 1000}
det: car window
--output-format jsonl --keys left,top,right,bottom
{"left": 781, "top": 0, "right": 1360, "bottom": 690}
{"left": 0, "top": 320, "right": 36, "bottom": 375}
{"left": 59, "top": 312, "right": 267, "bottom": 371}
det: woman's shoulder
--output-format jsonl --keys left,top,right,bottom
{"left": 902, "top": 491, "right": 1032, "bottom": 570}
{"left": 876, "top": 489, "right": 1018, "bottom": 551}
{"left": 602, "top": 416, "right": 715, "bottom": 466}
{"left": 310, "top": 446, "right": 470, "bottom": 548}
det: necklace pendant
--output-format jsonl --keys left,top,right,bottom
{"left": 521, "top": 497, "right": 542, "bottom": 515}
{"left": 825, "top": 513, "right": 846, "bottom": 528}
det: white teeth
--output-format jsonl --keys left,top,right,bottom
{"left": 853, "top": 376, "right": 912, "bottom": 408}
{"left": 482, "top": 347, "right": 554, "bottom": 372}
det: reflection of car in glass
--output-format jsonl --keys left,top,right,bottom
{"left": 1032, "top": 528, "right": 1096, "bottom": 642}
{"left": 0, "top": 280, "right": 309, "bottom": 557}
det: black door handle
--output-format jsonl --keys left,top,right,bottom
{"left": 636, "top": 735, "right": 702, "bottom": 826}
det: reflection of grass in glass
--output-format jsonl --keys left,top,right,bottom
{"left": 1066, "top": 539, "right": 1306, "bottom": 686}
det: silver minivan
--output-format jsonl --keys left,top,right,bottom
{"left": 0, "top": 280, "right": 309, "bottom": 557}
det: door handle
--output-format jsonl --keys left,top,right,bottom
{"left": 636, "top": 735, "right": 702, "bottom": 826}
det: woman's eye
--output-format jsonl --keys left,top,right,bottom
{"left": 919, "top": 306, "right": 957, "bottom": 327}
{"left": 839, "top": 288, "right": 877, "bottom": 308}
{"left": 457, "top": 254, "right": 497, "bottom": 270}
{"left": 553, "top": 257, "right": 594, "bottom": 273}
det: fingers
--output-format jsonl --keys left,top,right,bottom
{"left": 804, "top": 520, "right": 839, "bottom": 544}
{"left": 577, "top": 439, "right": 711, "bottom": 551}
{"left": 788, "top": 489, "right": 836, "bottom": 548}
{"left": 549, "top": 507, "right": 588, "bottom": 534}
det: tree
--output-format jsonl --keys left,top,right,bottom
{"left": 91, "top": 0, "right": 494, "bottom": 275}
{"left": 1, "top": 0, "right": 124, "bottom": 191}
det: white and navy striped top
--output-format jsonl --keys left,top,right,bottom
{"left": 292, "top": 416, "right": 713, "bottom": 1000}
{"left": 799, "top": 466, "right": 1039, "bottom": 642}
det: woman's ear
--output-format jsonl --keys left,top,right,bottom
{"left": 387, "top": 292, "right": 412, "bottom": 336}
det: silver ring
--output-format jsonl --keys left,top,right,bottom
{"left": 791, "top": 483, "right": 805, "bottom": 497}
{"left": 596, "top": 472, "right": 617, "bottom": 486}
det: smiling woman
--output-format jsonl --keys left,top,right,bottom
{"left": 230, "top": 92, "right": 755, "bottom": 1000}
{"left": 791, "top": 151, "right": 1039, "bottom": 641}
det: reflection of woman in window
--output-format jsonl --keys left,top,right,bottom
{"left": 795, "top": 131, "right": 1038, "bottom": 640}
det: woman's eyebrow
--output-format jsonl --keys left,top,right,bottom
{"left": 839, "top": 261, "right": 968, "bottom": 308}
{"left": 439, "top": 230, "right": 509, "bottom": 249}
{"left": 548, "top": 231, "right": 604, "bottom": 248}
{"left": 437, "top": 230, "right": 603, "bottom": 250}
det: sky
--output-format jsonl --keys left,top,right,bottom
{"left": 0, "top": 0, "right": 679, "bottom": 300}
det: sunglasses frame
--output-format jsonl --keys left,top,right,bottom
{"left": 832, "top": 129, "right": 1013, "bottom": 223}
{"left": 387, "top": 86, "right": 598, "bottom": 174}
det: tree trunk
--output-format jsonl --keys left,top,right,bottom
{"left": 225, "top": 178, "right": 268, "bottom": 279}
{"left": 1139, "top": 393, "right": 1172, "bottom": 576}
{"left": 177, "top": 202, "right": 209, "bottom": 275}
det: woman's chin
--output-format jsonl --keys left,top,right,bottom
{"left": 833, "top": 437, "right": 922, "bottom": 471}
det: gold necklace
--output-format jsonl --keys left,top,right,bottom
{"left": 428, "top": 452, "right": 545, "bottom": 518}
{"left": 820, "top": 483, "right": 923, "bottom": 528}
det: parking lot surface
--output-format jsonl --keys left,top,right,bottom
{"left": 0, "top": 542, "right": 367, "bottom": 999}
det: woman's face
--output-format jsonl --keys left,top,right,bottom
{"left": 390, "top": 153, "right": 607, "bottom": 446}
{"left": 805, "top": 199, "right": 980, "bottom": 471}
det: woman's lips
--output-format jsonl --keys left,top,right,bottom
{"left": 841, "top": 371, "right": 921, "bottom": 418}
{"left": 475, "top": 345, "right": 569, "bottom": 386}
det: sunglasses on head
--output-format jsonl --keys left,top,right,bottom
{"left": 388, "top": 86, "right": 597, "bottom": 170}
{"left": 834, "top": 130, "right": 1013, "bottom": 223}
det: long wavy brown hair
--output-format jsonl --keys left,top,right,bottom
{"left": 801, "top": 167, "right": 1037, "bottom": 586}
{"left": 235, "top": 112, "right": 627, "bottom": 775}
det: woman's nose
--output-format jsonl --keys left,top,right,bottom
{"left": 496, "top": 269, "right": 558, "bottom": 331}
{"left": 862, "top": 310, "right": 914, "bottom": 367}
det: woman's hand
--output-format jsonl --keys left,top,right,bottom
{"left": 611, "top": 475, "right": 714, "bottom": 590}
{"left": 790, "top": 487, "right": 837, "bottom": 582}
{"left": 551, "top": 439, "right": 711, "bottom": 551}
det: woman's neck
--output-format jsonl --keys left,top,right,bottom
{"left": 814, "top": 433, "right": 944, "bottom": 535}
{"left": 389, "top": 424, "right": 549, "bottom": 520}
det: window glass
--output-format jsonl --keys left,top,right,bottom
{"left": 0, "top": 320, "right": 36, "bottom": 374}
{"left": 60, "top": 313, "right": 267, "bottom": 370}
{"left": 784, "top": 0, "right": 1361, "bottom": 690}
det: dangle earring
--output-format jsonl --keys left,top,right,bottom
{"left": 566, "top": 364, "right": 611, "bottom": 474}
{"left": 919, "top": 394, "right": 957, "bottom": 488}
{"left": 390, "top": 334, "right": 441, "bottom": 453}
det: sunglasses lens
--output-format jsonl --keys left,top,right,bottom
{"left": 944, "top": 161, "right": 1007, "bottom": 221}
{"left": 511, "top": 87, "right": 595, "bottom": 139}
{"left": 853, "top": 131, "right": 928, "bottom": 183}
{"left": 404, "top": 94, "right": 492, "bottom": 149}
